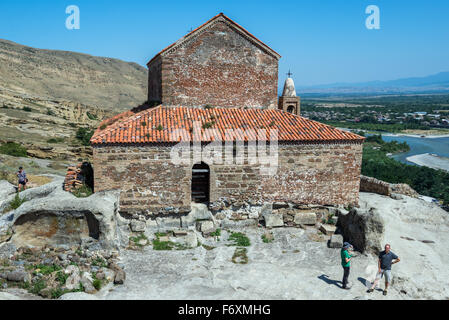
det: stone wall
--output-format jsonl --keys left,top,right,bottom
{"left": 360, "top": 175, "right": 419, "bottom": 198}
{"left": 360, "top": 175, "right": 391, "bottom": 196}
{"left": 147, "top": 20, "right": 279, "bottom": 108}
{"left": 93, "top": 142, "right": 363, "bottom": 217}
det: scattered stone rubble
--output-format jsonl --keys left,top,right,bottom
{"left": 0, "top": 245, "right": 124, "bottom": 299}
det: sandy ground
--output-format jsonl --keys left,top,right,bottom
{"left": 96, "top": 193, "right": 449, "bottom": 300}
{"left": 384, "top": 133, "right": 449, "bottom": 139}
{"left": 406, "top": 153, "right": 449, "bottom": 172}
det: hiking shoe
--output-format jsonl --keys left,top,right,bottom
{"left": 383, "top": 290, "right": 388, "bottom": 296}
{"left": 367, "top": 289, "right": 374, "bottom": 293}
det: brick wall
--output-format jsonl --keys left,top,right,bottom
{"left": 93, "top": 142, "right": 363, "bottom": 216}
{"left": 147, "top": 20, "right": 279, "bottom": 108}
{"left": 147, "top": 55, "right": 162, "bottom": 103}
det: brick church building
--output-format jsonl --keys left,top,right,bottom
{"left": 91, "top": 13, "right": 364, "bottom": 217}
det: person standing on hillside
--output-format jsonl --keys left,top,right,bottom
{"left": 367, "top": 244, "right": 401, "bottom": 296}
{"left": 16, "top": 166, "right": 27, "bottom": 192}
{"left": 341, "top": 242, "right": 353, "bottom": 289}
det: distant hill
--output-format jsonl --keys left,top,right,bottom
{"left": 298, "top": 72, "right": 449, "bottom": 95}
{"left": 0, "top": 39, "right": 147, "bottom": 111}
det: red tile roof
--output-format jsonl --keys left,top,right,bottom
{"left": 147, "top": 13, "right": 281, "bottom": 66}
{"left": 91, "top": 106, "right": 365, "bottom": 145}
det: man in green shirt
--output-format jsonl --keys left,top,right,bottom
{"left": 341, "top": 242, "right": 353, "bottom": 289}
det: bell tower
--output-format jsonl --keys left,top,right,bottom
{"left": 278, "top": 70, "right": 301, "bottom": 116}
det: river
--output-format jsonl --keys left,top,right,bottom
{"left": 381, "top": 134, "right": 449, "bottom": 171}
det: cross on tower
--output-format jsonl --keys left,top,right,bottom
{"left": 287, "top": 70, "right": 293, "bottom": 78}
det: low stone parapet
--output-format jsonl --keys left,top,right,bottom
{"left": 360, "top": 175, "right": 419, "bottom": 198}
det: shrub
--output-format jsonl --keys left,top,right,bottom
{"left": 86, "top": 112, "right": 97, "bottom": 120}
{"left": 156, "top": 125, "right": 163, "bottom": 131}
{"left": 93, "top": 278, "right": 102, "bottom": 290}
{"left": 0, "top": 142, "right": 28, "bottom": 157}
{"left": 73, "top": 185, "right": 93, "bottom": 198}
{"left": 75, "top": 127, "right": 94, "bottom": 146}
{"left": 210, "top": 228, "right": 221, "bottom": 237}
{"left": 46, "top": 109, "right": 56, "bottom": 116}
{"left": 8, "top": 193, "right": 27, "bottom": 211}
{"left": 47, "top": 137, "right": 65, "bottom": 144}
{"left": 23, "top": 106, "right": 33, "bottom": 112}
{"left": 30, "top": 279, "right": 47, "bottom": 295}
{"left": 262, "top": 234, "right": 274, "bottom": 243}
{"left": 56, "top": 271, "right": 69, "bottom": 285}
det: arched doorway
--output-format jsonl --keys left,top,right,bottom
{"left": 191, "top": 162, "right": 210, "bottom": 204}
{"left": 287, "top": 105, "right": 295, "bottom": 114}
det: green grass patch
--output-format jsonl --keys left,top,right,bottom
{"left": 322, "top": 213, "right": 337, "bottom": 225}
{"left": 92, "top": 272, "right": 102, "bottom": 290}
{"left": 228, "top": 232, "right": 251, "bottom": 247}
{"left": 47, "top": 137, "right": 65, "bottom": 144}
{"left": 210, "top": 228, "right": 221, "bottom": 237}
{"left": 261, "top": 233, "right": 274, "bottom": 243}
{"left": 33, "top": 264, "right": 62, "bottom": 275}
{"left": 73, "top": 185, "right": 93, "bottom": 198}
{"left": 0, "top": 142, "right": 27, "bottom": 157}
{"left": 130, "top": 233, "right": 149, "bottom": 248}
{"left": 92, "top": 257, "right": 108, "bottom": 268}
{"left": 152, "top": 233, "right": 188, "bottom": 251}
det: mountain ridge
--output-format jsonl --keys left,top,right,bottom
{"left": 0, "top": 39, "right": 148, "bottom": 111}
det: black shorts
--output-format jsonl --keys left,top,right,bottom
{"left": 19, "top": 181, "right": 27, "bottom": 186}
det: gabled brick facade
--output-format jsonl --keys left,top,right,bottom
{"left": 147, "top": 13, "right": 280, "bottom": 108}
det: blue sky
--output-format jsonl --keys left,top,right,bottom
{"left": 0, "top": 0, "right": 448, "bottom": 86}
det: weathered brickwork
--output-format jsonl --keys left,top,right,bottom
{"left": 93, "top": 142, "right": 363, "bottom": 216}
{"left": 147, "top": 19, "right": 279, "bottom": 108}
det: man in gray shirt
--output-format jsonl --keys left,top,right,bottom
{"left": 367, "top": 244, "right": 400, "bottom": 296}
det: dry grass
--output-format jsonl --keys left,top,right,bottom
{"left": 28, "top": 175, "right": 53, "bottom": 187}
{"left": 306, "top": 231, "right": 328, "bottom": 243}
{"left": 0, "top": 171, "right": 52, "bottom": 187}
